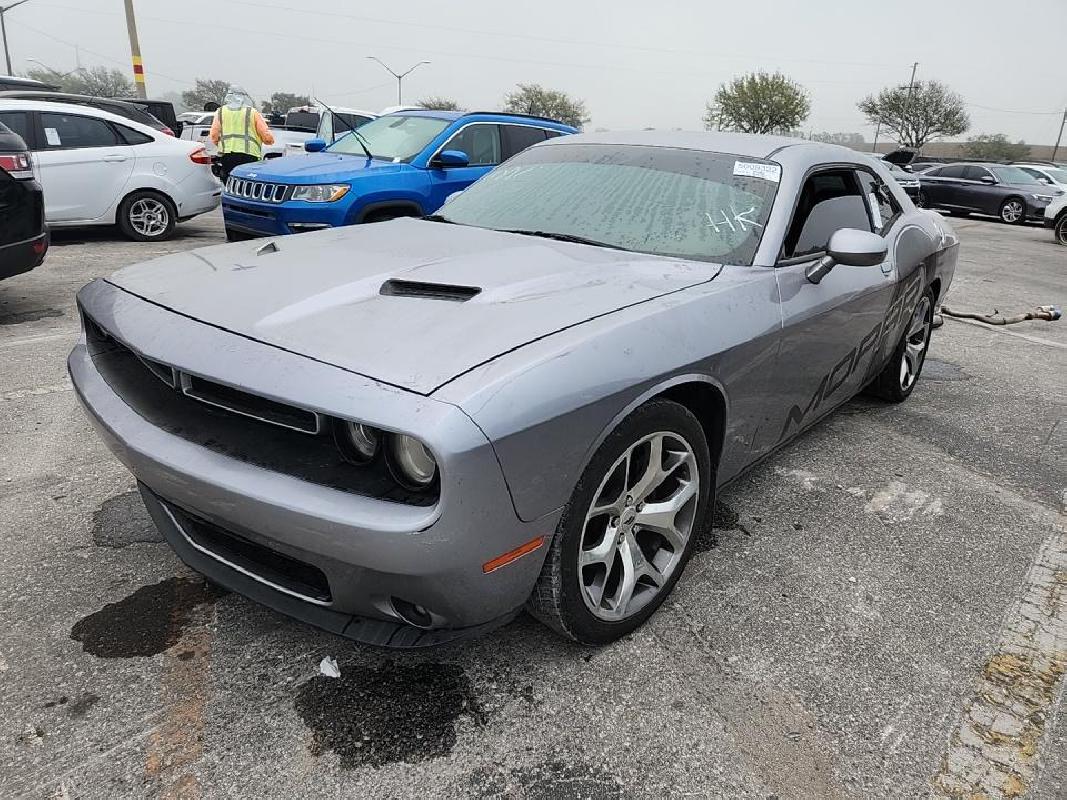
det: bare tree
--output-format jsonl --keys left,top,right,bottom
{"left": 858, "top": 80, "right": 969, "bottom": 150}
{"left": 963, "top": 134, "right": 1031, "bottom": 162}
{"left": 26, "top": 66, "right": 133, "bottom": 97}
{"left": 503, "top": 84, "right": 589, "bottom": 128}
{"left": 418, "top": 96, "right": 463, "bottom": 111}
{"left": 703, "top": 72, "right": 810, "bottom": 135}
{"left": 181, "top": 79, "right": 233, "bottom": 112}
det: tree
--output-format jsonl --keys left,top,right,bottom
{"left": 181, "top": 79, "right": 233, "bottom": 112}
{"left": 261, "top": 92, "right": 310, "bottom": 114}
{"left": 703, "top": 72, "right": 810, "bottom": 134}
{"left": 962, "top": 133, "right": 1031, "bottom": 162}
{"left": 25, "top": 65, "right": 133, "bottom": 97}
{"left": 503, "top": 84, "right": 589, "bottom": 129}
{"left": 858, "top": 80, "right": 969, "bottom": 151}
{"left": 418, "top": 96, "right": 462, "bottom": 111}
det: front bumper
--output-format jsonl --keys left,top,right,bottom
{"left": 222, "top": 195, "right": 352, "bottom": 237}
{"left": 68, "top": 281, "right": 556, "bottom": 646}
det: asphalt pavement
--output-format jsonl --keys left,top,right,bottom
{"left": 0, "top": 212, "right": 1064, "bottom": 799}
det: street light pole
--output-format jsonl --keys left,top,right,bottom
{"left": 365, "top": 57, "right": 430, "bottom": 105}
{"left": 1052, "top": 109, "right": 1067, "bottom": 162}
{"left": 122, "top": 0, "right": 147, "bottom": 98}
{"left": 0, "top": 0, "right": 34, "bottom": 76}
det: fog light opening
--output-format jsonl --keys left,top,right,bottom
{"left": 391, "top": 597, "right": 434, "bottom": 629}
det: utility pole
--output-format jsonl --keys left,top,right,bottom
{"left": 365, "top": 56, "right": 430, "bottom": 105}
{"left": 904, "top": 62, "right": 919, "bottom": 151}
{"left": 0, "top": 0, "right": 34, "bottom": 76}
{"left": 1052, "top": 109, "right": 1067, "bottom": 162}
{"left": 872, "top": 120, "right": 882, "bottom": 153}
{"left": 122, "top": 0, "right": 146, "bottom": 98}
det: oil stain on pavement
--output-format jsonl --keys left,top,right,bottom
{"left": 69, "top": 576, "right": 225, "bottom": 658}
{"left": 0, "top": 307, "right": 63, "bottom": 325}
{"left": 91, "top": 490, "right": 164, "bottom": 548}
{"left": 294, "top": 661, "right": 483, "bottom": 768}
{"left": 693, "top": 500, "right": 747, "bottom": 553}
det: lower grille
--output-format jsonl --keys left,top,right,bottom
{"left": 167, "top": 500, "right": 332, "bottom": 603}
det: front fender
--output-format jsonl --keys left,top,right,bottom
{"left": 435, "top": 266, "right": 782, "bottom": 522}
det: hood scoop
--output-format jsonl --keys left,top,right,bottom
{"left": 380, "top": 279, "right": 481, "bottom": 302}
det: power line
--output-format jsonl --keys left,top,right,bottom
{"left": 965, "top": 102, "right": 1062, "bottom": 116}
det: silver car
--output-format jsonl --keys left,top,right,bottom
{"left": 69, "top": 131, "right": 959, "bottom": 646}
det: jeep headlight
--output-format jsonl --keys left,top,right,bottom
{"left": 291, "top": 184, "right": 350, "bottom": 202}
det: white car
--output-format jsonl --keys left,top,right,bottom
{"left": 1014, "top": 162, "right": 1067, "bottom": 190}
{"left": 0, "top": 99, "right": 220, "bottom": 241}
{"left": 1044, "top": 193, "right": 1067, "bottom": 245}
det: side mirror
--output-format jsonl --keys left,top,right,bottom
{"left": 434, "top": 149, "right": 470, "bottom": 168}
{"left": 805, "top": 229, "right": 887, "bottom": 284}
{"left": 1038, "top": 176, "right": 1053, "bottom": 185}
{"left": 979, "top": 175, "right": 996, "bottom": 185}
{"left": 304, "top": 138, "right": 327, "bottom": 153}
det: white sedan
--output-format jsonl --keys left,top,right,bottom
{"left": 0, "top": 98, "right": 220, "bottom": 241}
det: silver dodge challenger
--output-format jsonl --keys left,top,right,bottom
{"left": 69, "top": 131, "right": 958, "bottom": 647}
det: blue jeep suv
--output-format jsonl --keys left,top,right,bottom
{"left": 222, "top": 110, "right": 577, "bottom": 238}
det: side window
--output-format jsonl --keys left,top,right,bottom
{"left": 543, "top": 130, "right": 565, "bottom": 139}
{"left": 501, "top": 124, "right": 547, "bottom": 159}
{"left": 441, "top": 124, "right": 502, "bottom": 166}
{"left": 39, "top": 112, "right": 119, "bottom": 149}
{"left": 0, "top": 111, "right": 32, "bottom": 147}
{"left": 962, "top": 166, "right": 992, "bottom": 182}
{"left": 113, "top": 123, "right": 154, "bottom": 145}
{"left": 783, "top": 170, "right": 873, "bottom": 259}
{"left": 858, "top": 172, "right": 900, "bottom": 233}
{"left": 939, "top": 165, "right": 968, "bottom": 179}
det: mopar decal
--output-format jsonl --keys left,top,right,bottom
{"left": 778, "top": 271, "right": 924, "bottom": 440}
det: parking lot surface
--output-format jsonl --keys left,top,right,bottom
{"left": 1, "top": 213, "right": 1064, "bottom": 798}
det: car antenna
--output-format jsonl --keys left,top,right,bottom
{"left": 313, "top": 96, "right": 373, "bottom": 160}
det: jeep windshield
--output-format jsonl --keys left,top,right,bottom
{"left": 435, "top": 143, "right": 780, "bottom": 265}
{"left": 328, "top": 114, "right": 450, "bottom": 162}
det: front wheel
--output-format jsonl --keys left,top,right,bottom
{"left": 999, "top": 197, "right": 1025, "bottom": 225}
{"left": 527, "top": 399, "right": 712, "bottom": 645}
{"left": 871, "top": 288, "right": 934, "bottom": 403}
{"left": 118, "top": 191, "right": 177, "bottom": 242}
{"left": 1054, "top": 215, "right": 1067, "bottom": 246}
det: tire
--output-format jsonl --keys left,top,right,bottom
{"left": 362, "top": 208, "right": 417, "bottom": 224}
{"left": 1054, "top": 214, "right": 1067, "bottom": 246}
{"left": 999, "top": 197, "right": 1026, "bottom": 225}
{"left": 527, "top": 399, "right": 713, "bottom": 645}
{"left": 871, "top": 287, "right": 935, "bottom": 403}
{"left": 117, "top": 190, "right": 177, "bottom": 242}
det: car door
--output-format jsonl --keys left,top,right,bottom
{"left": 425, "top": 123, "right": 504, "bottom": 210}
{"left": 956, "top": 165, "right": 998, "bottom": 213}
{"left": 769, "top": 167, "right": 899, "bottom": 444}
{"left": 34, "top": 111, "right": 134, "bottom": 222}
{"left": 923, "top": 164, "right": 968, "bottom": 208}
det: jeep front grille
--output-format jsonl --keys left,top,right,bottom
{"left": 225, "top": 177, "right": 290, "bottom": 204}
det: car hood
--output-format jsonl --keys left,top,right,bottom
{"left": 105, "top": 219, "right": 716, "bottom": 394}
{"left": 232, "top": 152, "right": 408, "bottom": 183}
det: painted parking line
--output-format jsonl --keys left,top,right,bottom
{"left": 932, "top": 517, "right": 1067, "bottom": 797}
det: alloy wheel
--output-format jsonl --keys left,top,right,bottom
{"left": 900, "top": 296, "right": 932, "bottom": 391}
{"left": 129, "top": 197, "right": 170, "bottom": 238}
{"left": 1056, "top": 216, "right": 1067, "bottom": 246}
{"left": 1000, "top": 199, "right": 1024, "bottom": 224}
{"left": 577, "top": 431, "right": 699, "bottom": 621}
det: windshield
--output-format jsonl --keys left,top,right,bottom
{"left": 990, "top": 165, "right": 1040, "bottom": 185}
{"left": 1035, "top": 167, "right": 1067, "bottom": 184}
{"left": 437, "top": 144, "right": 780, "bottom": 265}
{"left": 328, "top": 114, "right": 449, "bottom": 161}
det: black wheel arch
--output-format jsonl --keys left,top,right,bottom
{"left": 355, "top": 200, "right": 424, "bottom": 224}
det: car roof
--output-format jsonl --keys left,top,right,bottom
{"left": 387, "top": 109, "right": 575, "bottom": 130}
{"left": 538, "top": 129, "right": 853, "bottom": 160}
{"left": 0, "top": 97, "right": 163, "bottom": 133}
{"left": 0, "top": 90, "right": 144, "bottom": 109}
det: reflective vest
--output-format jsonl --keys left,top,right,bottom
{"left": 218, "top": 106, "right": 262, "bottom": 158}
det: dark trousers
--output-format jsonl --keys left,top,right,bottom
{"left": 218, "top": 152, "right": 259, "bottom": 182}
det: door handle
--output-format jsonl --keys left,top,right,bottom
{"left": 102, "top": 154, "right": 128, "bottom": 163}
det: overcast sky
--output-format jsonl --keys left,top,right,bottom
{"left": 5, "top": 0, "right": 1065, "bottom": 143}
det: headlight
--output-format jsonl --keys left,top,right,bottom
{"left": 291, "top": 184, "right": 350, "bottom": 202}
{"left": 334, "top": 420, "right": 380, "bottom": 464}
{"left": 387, "top": 434, "right": 438, "bottom": 490}
{"left": 1032, "top": 194, "right": 1055, "bottom": 202}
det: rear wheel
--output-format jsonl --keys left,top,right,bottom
{"left": 1054, "top": 214, "right": 1067, "bottom": 246}
{"left": 118, "top": 191, "right": 177, "bottom": 242}
{"left": 527, "top": 399, "right": 712, "bottom": 645}
{"left": 871, "top": 288, "right": 934, "bottom": 403}
{"left": 999, "top": 197, "right": 1025, "bottom": 224}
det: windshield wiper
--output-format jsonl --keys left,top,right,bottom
{"left": 499, "top": 229, "right": 626, "bottom": 251}
{"left": 313, "top": 95, "right": 374, "bottom": 159}
{"left": 423, "top": 214, "right": 457, "bottom": 224}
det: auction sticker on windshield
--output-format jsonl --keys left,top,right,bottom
{"left": 733, "top": 160, "right": 781, "bottom": 183}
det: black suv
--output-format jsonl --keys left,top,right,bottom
{"left": 0, "top": 121, "right": 47, "bottom": 280}
{"left": 0, "top": 91, "right": 172, "bottom": 135}
{"left": 917, "top": 162, "right": 1063, "bottom": 224}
